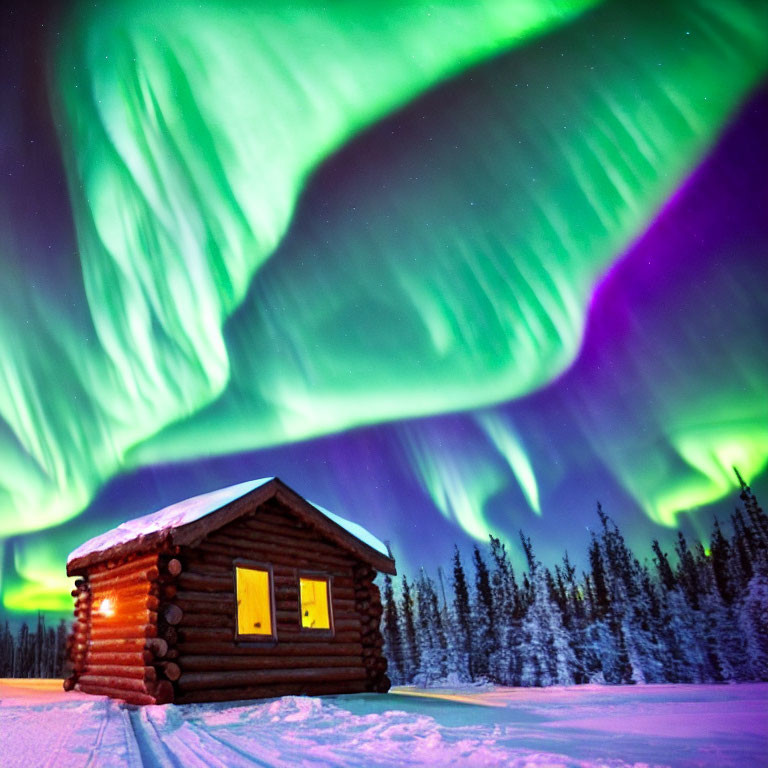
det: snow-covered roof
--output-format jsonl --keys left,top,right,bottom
{"left": 309, "top": 502, "right": 389, "bottom": 558}
{"left": 67, "top": 477, "right": 391, "bottom": 568}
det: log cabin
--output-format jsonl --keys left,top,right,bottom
{"left": 64, "top": 477, "right": 396, "bottom": 705}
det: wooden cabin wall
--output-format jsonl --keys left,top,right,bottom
{"left": 167, "top": 499, "right": 389, "bottom": 704}
{"left": 67, "top": 551, "right": 175, "bottom": 705}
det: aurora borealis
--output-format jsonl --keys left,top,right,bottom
{"left": 1, "top": 0, "right": 767, "bottom": 618}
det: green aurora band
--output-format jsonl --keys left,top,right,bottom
{"left": 1, "top": 0, "right": 767, "bottom": 610}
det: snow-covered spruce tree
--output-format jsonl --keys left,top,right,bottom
{"left": 651, "top": 539, "right": 708, "bottom": 683}
{"left": 694, "top": 539, "right": 749, "bottom": 681}
{"left": 518, "top": 533, "right": 576, "bottom": 686}
{"left": 471, "top": 545, "right": 497, "bottom": 681}
{"left": 451, "top": 547, "right": 475, "bottom": 681}
{"left": 673, "top": 531, "right": 727, "bottom": 682}
{"left": 399, "top": 575, "right": 420, "bottom": 682}
{"left": 552, "top": 555, "right": 588, "bottom": 684}
{"left": 413, "top": 570, "right": 449, "bottom": 684}
{"left": 488, "top": 535, "right": 525, "bottom": 685}
{"left": 596, "top": 504, "right": 659, "bottom": 684}
{"left": 583, "top": 532, "right": 631, "bottom": 684}
{"left": 381, "top": 574, "right": 406, "bottom": 684}
{"left": 630, "top": 562, "right": 667, "bottom": 683}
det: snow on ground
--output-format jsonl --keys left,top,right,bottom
{"left": 1, "top": 680, "right": 766, "bottom": 768}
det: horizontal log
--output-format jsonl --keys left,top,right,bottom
{"left": 162, "top": 626, "right": 178, "bottom": 646}
{"left": 178, "top": 666, "right": 367, "bottom": 691}
{"left": 178, "top": 655, "right": 363, "bottom": 672}
{"left": 279, "top": 630, "right": 362, "bottom": 644}
{"left": 91, "top": 610, "right": 155, "bottom": 628}
{"left": 115, "top": 594, "right": 160, "bottom": 612}
{"left": 84, "top": 664, "right": 156, "bottom": 681}
{"left": 175, "top": 679, "right": 368, "bottom": 704}
{"left": 86, "top": 650, "right": 153, "bottom": 666}
{"left": 179, "top": 612, "right": 232, "bottom": 629}
{"left": 76, "top": 674, "right": 153, "bottom": 694}
{"left": 89, "top": 568, "right": 159, "bottom": 592}
{"left": 166, "top": 558, "right": 182, "bottom": 576}
{"left": 90, "top": 624, "right": 157, "bottom": 641}
{"left": 76, "top": 682, "right": 157, "bottom": 705}
{"left": 333, "top": 618, "right": 362, "bottom": 631}
{"left": 90, "top": 552, "right": 158, "bottom": 581}
{"left": 87, "top": 638, "right": 148, "bottom": 654}
{"left": 176, "top": 590, "right": 234, "bottom": 606}
{"left": 177, "top": 572, "right": 233, "bottom": 592}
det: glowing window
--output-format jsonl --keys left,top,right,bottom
{"left": 235, "top": 566, "right": 273, "bottom": 637}
{"left": 300, "top": 577, "right": 331, "bottom": 630}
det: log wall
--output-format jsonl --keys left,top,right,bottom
{"left": 64, "top": 496, "right": 391, "bottom": 705}
{"left": 170, "top": 498, "right": 389, "bottom": 703}
{"left": 65, "top": 551, "right": 176, "bottom": 705}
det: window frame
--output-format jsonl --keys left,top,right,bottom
{"left": 297, "top": 571, "right": 335, "bottom": 636}
{"left": 233, "top": 559, "right": 277, "bottom": 642}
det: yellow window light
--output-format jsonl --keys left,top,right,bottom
{"left": 300, "top": 577, "right": 330, "bottom": 630}
{"left": 236, "top": 566, "right": 272, "bottom": 636}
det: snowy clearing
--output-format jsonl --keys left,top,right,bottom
{"left": 1, "top": 680, "right": 766, "bottom": 767}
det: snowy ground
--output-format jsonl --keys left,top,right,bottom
{"left": 1, "top": 680, "right": 766, "bottom": 767}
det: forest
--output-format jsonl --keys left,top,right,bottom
{"left": 382, "top": 470, "right": 768, "bottom": 687}
{"left": 1, "top": 471, "right": 766, "bottom": 686}
{"left": 0, "top": 613, "right": 69, "bottom": 678}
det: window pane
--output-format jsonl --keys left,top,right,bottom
{"left": 236, "top": 566, "right": 272, "bottom": 636}
{"left": 300, "top": 577, "right": 330, "bottom": 629}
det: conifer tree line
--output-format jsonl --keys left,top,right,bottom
{"left": 0, "top": 613, "right": 69, "bottom": 678}
{"left": 382, "top": 470, "right": 768, "bottom": 687}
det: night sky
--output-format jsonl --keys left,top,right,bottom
{"left": 1, "top": 0, "right": 767, "bottom": 620}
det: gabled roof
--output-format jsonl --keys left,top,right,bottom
{"left": 67, "top": 477, "right": 396, "bottom": 576}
